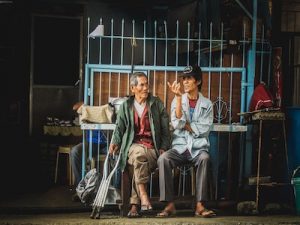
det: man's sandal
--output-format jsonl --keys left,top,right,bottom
{"left": 156, "top": 209, "right": 176, "bottom": 218}
{"left": 140, "top": 204, "right": 153, "bottom": 212}
{"left": 195, "top": 208, "right": 216, "bottom": 218}
{"left": 127, "top": 210, "right": 141, "bottom": 218}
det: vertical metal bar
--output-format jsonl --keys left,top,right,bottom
{"left": 247, "top": 0, "right": 257, "bottom": 109}
{"left": 215, "top": 132, "right": 220, "bottom": 200}
{"left": 176, "top": 20, "right": 179, "bottom": 79}
{"left": 218, "top": 23, "right": 224, "bottom": 123}
{"left": 229, "top": 54, "right": 233, "bottom": 124}
{"left": 84, "top": 66, "right": 90, "bottom": 105}
{"left": 99, "top": 72, "right": 102, "bottom": 106}
{"left": 208, "top": 22, "right": 213, "bottom": 99}
{"left": 87, "top": 17, "right": 90, "bottom": 65}
{"left": 109, "top": 19, "right": 114, "bottom": 101}
{"left": 110, "top": 19, "right": 114, "bottom": 65}
{"left": 187, "top": 22, "right": 190, "bottom": 66}
{"left": 242, "top": 21, "right": 246, "bottom": 67}
{"left": 143, "top": 20, "right": 146, "bottom": 66}
{"left": 198, "top": 22, "right": 201, "bottom": 66}
{"left": 256, "top": 120, "right": 263, "bottom": 210}
{"left": 98, "top": 18, "right": 103, "bottom": 64}
{"left": 227, "top": 131, "right": 232, "bottom": 199}
{"left": 121, "top": 19, "right": 124, "bottom": 65}
{"left": 89, "top": 129, "right": 93, "bottom": 162}
{"left": 131, "top": 20, "right": 136, "bottom": 75}
{"left": 183, "top": 166, "right": 186, "bottom": 196}
{"left": 127, "top": 73, "right": 130, "bottom": 96}
{"left": 282, "top": 120, "right": 290, "bottom": 177}
{"left": 241, "top": 69, "right": 246, "bottom": 122}
{"left": 90, "top": 69, "right": 94, "bottom": 105}
{"left": 118, "top": 19, "right": 125, "bottom": 97}
{"left": 82, "top": 130, "right": 86, "bottom": 178}
{"left": 84, "top": 18, "right": 91, "bottom": 104}
{"left": 153, "top": 20, "right": 157, "bottom": 96}
{"left": 268, "top": 48, "right": 272, "bottom": 85}
{"left": 82, "top": 16, "right": 90, "bottom": 178}
{"left": 98, "top": 18, "right": 103, "bottom": 105}
{"left": 260, "top": 25, "right": 265, "bottom": 82}
{"left": 164, "top": 20, "right": 168, "bottom": 106}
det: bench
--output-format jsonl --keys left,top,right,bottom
{"left": 81, "top": 122, "right": 247, "bottom": 215}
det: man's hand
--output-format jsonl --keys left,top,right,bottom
{"left": 159, "top": 149, "right": 165, "bottom": 155}
{"left": 184, "top": 122, "right": 193, "bottom": 133}
{"left": 109, "top": 143, "right": 119, "bottom": 155}
{"left": 167, "top": 81, "right": 182, "bottom": 97}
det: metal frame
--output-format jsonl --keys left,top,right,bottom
{"left": 81, "top": 6, "right": 272, "bottom": 200}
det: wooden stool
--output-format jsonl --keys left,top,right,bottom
{"left": 54, "top": 145, "right": 74, "bottom": 186}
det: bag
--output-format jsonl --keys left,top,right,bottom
{"left": 76, "top": 164, "right": 121, "bottom": 206}
{"left": 108, "top": 97, "right": 128, "bottom": 123}
{"left": 249, "top": 82, "right": 274, "bottom": 112}
{"left": 77, "top": 104, "right": 114, "bottom": 124}
{"left": 76, "top": 168, "right": 101, "bottom": 206}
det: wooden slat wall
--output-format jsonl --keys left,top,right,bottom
{"left": 92, "top": 69, "right": 242, "bottom": 123}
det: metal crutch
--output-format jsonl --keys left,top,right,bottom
{"left": 90, "top": 151, "right": 121, "bottom": 219}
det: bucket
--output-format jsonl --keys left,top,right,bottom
{"left": 291, "top": 166, "right": 300, "bottom": 215}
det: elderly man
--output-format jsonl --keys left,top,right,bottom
{"left": 109, "top": 72, "right": 170, "bottom": 218}
{"left": 157, "top": 65, "right": 216, "bottom": 218}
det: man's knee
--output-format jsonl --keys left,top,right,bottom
{"left": 198, "top": 151, "right": 210, "bottom": 163}
{"left": 71, "top": 144, "right": 82, "bottom": 159}
{"left": 132, "top": 150, "right": 148, "bottom": 163}
{"left": 157, "top": 152, "right": 169, "bottom": 166}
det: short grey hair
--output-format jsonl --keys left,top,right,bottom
{"left": 129, "top": 72, "right": 147, "bottom": 87}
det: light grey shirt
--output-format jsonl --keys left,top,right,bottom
{"left": 170, "top": 92, "right": 213, "bottom": 158}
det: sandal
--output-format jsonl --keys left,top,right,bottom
{"left": 195, "top": 208, "right": 216, "bottom": 218}
{"left": 156, "top": 209, "right": 176, "bottom": 218}
{"left": 140, "top": 204, "right": 153, "bottom": 212}
{"left": 140, "top": 194, "right": 153, "bottom": 212}
{"left": 127, "top": 210, "right": 141, "bottom": 218}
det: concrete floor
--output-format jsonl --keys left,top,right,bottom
{"left": 0, "top": 185, "right": 299, "bottom": 225}
{"left": 0, "top": 213, "right": 300, "bottom": 225}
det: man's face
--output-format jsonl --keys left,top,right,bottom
{"left": 182, "top": 76, "right": 200, "bottom": 93}
{"left": 131, "top": 75, "right": 149, "bottom": 101}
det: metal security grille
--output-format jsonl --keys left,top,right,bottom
{"left": 85, "top": 17, "right": 272, "bottom": 124}
{"left": 82, "top": 16, "right": 272, "bottom": 201}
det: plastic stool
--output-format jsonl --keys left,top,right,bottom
{"left": 54, "top": 145, "right": 74, "bottom": 186}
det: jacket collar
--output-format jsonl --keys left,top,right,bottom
{"left": 182, "top": 92, "right": 208, "bottom": 109}
{"left": 128, "top": 93, "right": 155, "bottom": 107}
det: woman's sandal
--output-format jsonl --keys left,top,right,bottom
{"left": 156, "top": 209, "right": 176, "bottom": 218}
{"left": 195, "top": 208, "right": 216, "bottom": 218}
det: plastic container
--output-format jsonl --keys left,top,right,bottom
{"left": 291, "top": 166, "right": 300, "bottom": 215}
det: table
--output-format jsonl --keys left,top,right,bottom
{"left": 43, "top": 125, "right": 82, "bottom": 136}
{"left": 249, "top": 112, "right": 290, "bottom": 211}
